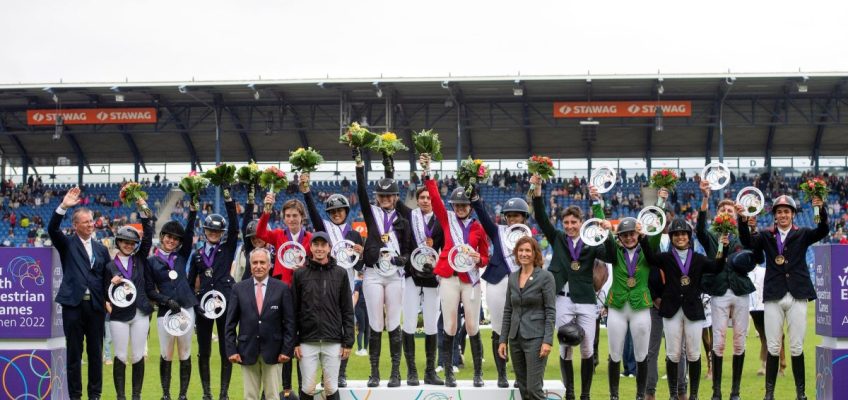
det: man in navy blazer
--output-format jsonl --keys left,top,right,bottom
{"left": 48, "top": 186, "right": 112, "bottom": 400}
{"left": 226, "top": 247, "right": 295, "bottom": 400}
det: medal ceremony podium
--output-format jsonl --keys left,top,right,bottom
{"left": 814, "top": 244, "right": 848, "bottom": 400}
{"left": 0, "top": 248, "right": 69, "bottom": 399}
{"left": 326, "top": 380, "right": 566, "bottom": 400}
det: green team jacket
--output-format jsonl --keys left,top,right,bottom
{"left": 696, "top": 210, "right": 756, "bottom": 296}
{"left": 533, "top": 196, "right": 608, "bottom": 304}
{"left": 600, "top": 229, "right": 661, "bottom": 311}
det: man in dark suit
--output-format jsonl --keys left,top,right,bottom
{"left": 48, "top": 186, "right": 111, "bottom": 400}
{"left": 226, "top": 247, "right": 295, "bottom": 400}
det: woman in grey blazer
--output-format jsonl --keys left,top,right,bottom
{"left": 498, "top": 236, "right": 557, "bottom": 400}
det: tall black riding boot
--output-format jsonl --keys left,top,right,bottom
{"left": 403, "top": 332, "right": 420, "bottom": 386}
{"left": 178, "top": 359, "right": 191, "bottom": 400}
{"left": 560, "top": 357, "right": 575, "bottom": 400}
{"left": 159, "top": 357, "right": 172, "bottom": 400}
{"left": 131, "top": 360, "right": 144, "bottom": 400}
{"left": 470, "top": 333, "right": 484, "bottom": 387}
{"left": 424, "top": 334, "right": 444, "bottom": 385}
{"left": 763, "top": 354, "right": 779, "bottom": 400}
{"left": 689, "top": 358, "right": 702, "bottom": 400}
{"left": 492, "top": 332, "right": 508, "bottom": 388}
{"left": 338, "top": 358, "right": 348, "bottom": 388}
{"left": 388, "top": 328, "right": 403, "bottom": 387}
{"left": 443, "top": 334, "right": 457, "bottom": 387}
{"left": 666, "top": 358, "right": 680, "bottom": 400}
{"left": 711, "top": 351, "right": 723, "bottom": 400}
{"left": 367, "top": 330, "right": 383, "bottom": 387}
{"left": 219, "top": 360, "right": 232, "bottom": 400}
{"left": 198, "top": 356, "right": 212, "bottom": 400}
{"left": 114, "top": 359, "right": 127, "bottom": 400}
{"left": 608, "top": 358, "right": 621, "bottom": 400}
{"left": 635, "top": 360, "right": 648, "bottom": 400}
{"left": 729, "top": 353, "right": 744, "bottom": 400}
{"left": 580, "top": 357, "right": 593, "bottom": 400}
{"left": 791, "top": 353, "right": 807, "bottom": 400}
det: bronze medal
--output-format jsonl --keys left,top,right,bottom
{"left": 381, "top": 234, "right": 390, "bottom": 243}
{"left": 775, "top": 255, "right": 786, "bottom": 265}
{"left": 681, "top": 275, "right": 691, "bottom": 286}
{"left": 571, "top": 261, "right": 580, "bottom": 271}
{"left": 626, "top": 277, "right": 636, "bottom": 288}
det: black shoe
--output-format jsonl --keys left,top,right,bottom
{"left": 636, "top": 359, "right": 648, "bottom": 399}
{"left": 219, "top": 359, "right": 232, "bottom": 400}
{"left": 492, "top": 333, "right": 508, "bottom": 388}
{"left": 198, "top": 356, "right": 212, "bottom": 400}
{"left": 403, "top": 332, "right": 420, "bottom": 386}
{"left": 791, "top": 353, "right": 807, "bottom": 400}
{"left": 114, "top": 359, "right": 127, "bottom": 400}
{"left": 338, "top": 358, "right": 348, "bottom": 388}
{"left": 710, "top": 351, "right": 722, "bottom": 400}
{"left": 763, "top": 354, "right": 779, "bottom": 400}
{"left": 729, "top": 353, "right": 744, "bottom": 400}
{"left": 688, "top": 358, "right": 702, "bottom": 400}
{"left": 178, "top": 359, "right": 191, "bottom": 400}
{"left": 666, "top": 358, "right": 679, "bottom": 400}
{"left": 283, "top": 390, "right": 300, "bottom": 400}
{"left": 367, "top": 330, "right": 383, "bottom": 387}
{"left": 580, "top": 357, "right": 593, "bottom": 400}
{"left": 608, "top": 358, "right": 620, "bottom": 400}
{"left": 388, "top": 328, "right": 402, "bottom": 387}
{"left": 469, "top": 333, "right": 484, "bottom": 387}
{"left": 443, "top": 334, "right": 456, "bottom": 387}
{"left": 159, "top": 357, "right": 172, "bottom": 400}
{"left": 560, "top": 357, "right": 575, "bottom": 400}
{"left": 298, "top": 390, "right": 314, "bottom": 400}
{"left": 131, "top": 360, "right": 145, "bottom": 400}
{"left": 424, "top": 334, "right": 444, "bottom": 385}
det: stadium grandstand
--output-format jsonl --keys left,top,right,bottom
{"left": 1, "top": 72, "right": 847, "bottom": 248}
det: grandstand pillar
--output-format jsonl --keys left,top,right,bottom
{"left": 133, "top": 162, "right": 140, "bottom": 183}
{"left": 213, "top": 98, "right": 223, "bottom": 215}
{"left": 645, "top": 127, "right": 653, "bottom": 173}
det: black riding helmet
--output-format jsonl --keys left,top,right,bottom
{"left": 448, "top": 188, "right": 471, "bottom": 205}
{"left": 617, "top": 217, "right": 638, "bottom": 235}
{"left": 375, "top": 178, "right": 399, "bottom": 195}
{"left": 115, "top": 226, "right": 141, "bottom": 243}
{"left": 557, "top": 320, "right": 585, "bottom": 347}
{"left": 203, "top": 213, "right": 227, "bottom": 231}
{"left": 245, "top": 219, "right": 259, "bottom": 238}
{"left": 325, "top": 194, "right": 350, "bottom": 212}
{"left": 160, "top": 221, "right": 185, "bottom": 240}
{"left": 502, "top": 197, "right": 530, "bottom": 218}
{"left": 667, "top": 217, "right": 692, "bottom": 237}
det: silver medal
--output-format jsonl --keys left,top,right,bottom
{"left": 168, "top": 270, "right": 178, "bottom": 280}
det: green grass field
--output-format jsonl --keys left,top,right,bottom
{"left": 85, "top": 303, "right": 820, "bottom": 399}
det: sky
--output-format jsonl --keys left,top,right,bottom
{"left": 2, "top": 0, "right": 847, "bottom": 84}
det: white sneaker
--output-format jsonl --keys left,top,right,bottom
{"left": 452, "top": 366, "right": 459, "bottom": 373}
{"left": 435, "top": 366, "right": 444, "bottom": 373}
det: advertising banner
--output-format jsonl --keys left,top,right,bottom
{"left": 0, "top": 248, "right": 62, "bottom": 339}
{"left": 815, "top": 245, "right": 848, "bottom": 337}
{"left": 27, "top": 108, "right": 157, "bottom": 125}
{"left": 553, "top": 101, "right": 692, "bottom": 118}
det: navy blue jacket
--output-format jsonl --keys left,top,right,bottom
{"left": 146, "top": 210, "right": 199, "bottom": 316}
{"left": 225, "top": 277, "right": 295, "bottom": 365}
{"left": 189, "top": 200, "right": 239, "bottom": 301}
{"left": 49, "top": 208, "right": 111, "bottom": 313}
{"left": 107, "top": 215, "right": 155, "bottom": 321}
{"left": 472, "top": 197, "right": 510, "bottom": 285}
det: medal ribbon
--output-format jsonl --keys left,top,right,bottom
{"left": 155, "top": 248, "right": 177, "bottom": 271}
{"left": 674, "top": 248, "right": 694, "bottom": 277}
{"left": 382, "top": 210, "right": 397, "bottom": 234}
{"left": 456, "top": 215, "right": 472, "bottom": 244}
{"left": 776, "top": 231, "right": 786, "bottom": 256}
{"left": 201, "top": 243, "right": 221, "bottom": 270}
{"left": 625, "top": 248, "right": 640, "bottom": 278}
{"left": 114, "top": 255, "right": 133, "bottom": 279}
{"left": 566, "top": 236, "right": 584, "bottom": 264}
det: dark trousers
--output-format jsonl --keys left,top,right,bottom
{"left": 623, "top": 328, "right": 637, "bottom": 375}
{"left": 63, "top": 300, "right": 106, "bottom": 399}
{"left": 196, "top": 311, "right": 227, "bottom": 359}
{"left": 355, "top": 306, "right": 369, "bottom": 351}
{"left": 510, "top": 335, "right": 548, "bottom": 400}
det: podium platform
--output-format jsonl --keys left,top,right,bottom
{"left": 323, "top": 380, "right": 567, "bottom": 400}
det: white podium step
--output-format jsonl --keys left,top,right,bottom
{"left": 322, "top": 380, "right": 567, "bottom": 400}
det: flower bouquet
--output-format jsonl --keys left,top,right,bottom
{"left": 710, "top": 213, "right": 738, "bottom": 257}
{"left": 289, "top": 147, "right": 324, "bottom": 173}
{"left": 800, "top": 177, "right": 829, "bottom": 223}
{"left": 369, "top": 132, "right": 408, "bottom": 176}
{"left": 340, "top": 122, "right": 378, "bottom": 163}
{"left": 413, "top": 129, "right": 443, "bottom": 162}
{"left": 259, "top": 166, "right": 288, "bottom": 213}
{"left": 202, "top": 163, "right": 236, "bottom": 199}
{"left": 236, "top": 161, "right": 261, "bottom": 202}
{"left": 649, "top": 169, "right": 679, "bottom": 208}
{"left": 119, "top": 181, "right": 149, "bottom": 216}
{"left": 527, "top": 155, "right": 555, "bottom": 196}
{"left": 457, "top": 157, "right": 491, "bottom": 197}
{"left": 179, "top": 172, "right": 209, "bottom": 207}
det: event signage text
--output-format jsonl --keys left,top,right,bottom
{"left": 815, "top": 245, "right": 848, "bottom": 338}
{"left": 0, "top": 248, "right": 60, "bottom": 339}
{"left": 26, "top": 108, "right": 157, "bottom": 125}
{"left": 552, "top": 101, "right": 692, "bottom": 118}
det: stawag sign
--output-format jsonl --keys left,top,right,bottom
{"left": 553, "top": 101, "right": 692, "bottom": 118}
{"left": 27, "top": 107, "right": 157, "bottom": 125}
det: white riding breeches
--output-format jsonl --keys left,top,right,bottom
{"left": 440, "top": 276, "right": 482, "bottom": 336}
{"left": 402, "top": 277, "right": 440, "bottom": 335}
{"left": 363, "top": 267, "right": 403, "bottom": 332}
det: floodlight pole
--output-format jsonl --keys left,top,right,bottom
{"left": 718, "top": 78, "right": 734, "bottom": 198}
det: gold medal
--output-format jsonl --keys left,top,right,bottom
{"left": 775, "top": 255, "right": 785, "bottom": 265}
{"left": 626, "top": 277, "right": 636, "bottom": 288}
{"left": 381, "top": 234, "right": 390, "bottom": 243}
{"left": 571, "top": 261, "right": 580, "bottom": 271}
{"left": 681, "top": 275, "right": 691, "bottom": 286}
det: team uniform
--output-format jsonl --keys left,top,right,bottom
{"left": 425, "top": 180, "right": 490, "bottom": 387}
{"left": 533, "top": 196, "right": 606, "bottom": 399}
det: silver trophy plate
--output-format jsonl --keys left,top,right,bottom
{"left": 163, "top": 308, "right": 194, "bottom": 337}
{"left": 277, "top": 241, "right": 306, "bottom": 270}
{"left": 702, "top": 162, "right": 731, "bottom": 190}
{"left": 736, "top": 186, "right": 765, "bottom": 217}
{"left": 410, "top": 246, "right": 439, "bottom": 272}
{"left": 376, "top": 247, "right": 399, "bottom": 277}
{"left": 579, "top": 218, "right": 609, "bottom": 247}
{"left": 331, "top": 239, "right": 360, "bottom": 270}
{"left": 108, "top": 278, "right": 137, "bottom": 308}
{"left": 590, "top": 165, "right": 617, "bottom": 194}
{"left": 637, "top": 206, "right": 667, "bottom": 236}
{"left": 200, "top": 290, "right": 227, "bottom": 319}
{"left": 448, "top": 244, "right": 477, "bottom": 274}
{"left": 504, "top": 224, "right": 533, "bottom": 252}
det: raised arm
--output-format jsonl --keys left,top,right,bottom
{"left": 639, "top": 235, "right": 661, "bottom": 268}
{"left": 355, "top": 165, "right": 377, "bottom": 230}
{"left": 471, "top": 196, "right": 499, "bottom": 241}
{"left": 224, "top": 198, "right": 239, "bottom": 252}
{"left": 696, "top": 210, "right": 717, "bottom": 257}
{"left": 424, "top": 177, "right": 449, "bottom": 232}
{"left": 807, "top": 199, "right": 830, "bottom": 245}
{"left": 532, "top": 194, "right": 558, "bottom": 244}
{"left": 302, "top": 190, "right": 327, "bottom": 233}
{"left": 179, "top": 208, "right": 197, "bottom": 259}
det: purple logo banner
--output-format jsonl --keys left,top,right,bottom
{"left": 815, "top": 245, "right": 848, "bottom": 338}
{"left": 816, "top": 346, "right": 848, "bottom": 400}
{"left": 0, "top": 248, "right": 56, "bottom": 339}
{"left": 0, "top": 348, "right": 67, "bottom": 399}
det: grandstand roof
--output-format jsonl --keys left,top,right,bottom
{"left": 0, "top": 72, "right": 846, "bottom": 170}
